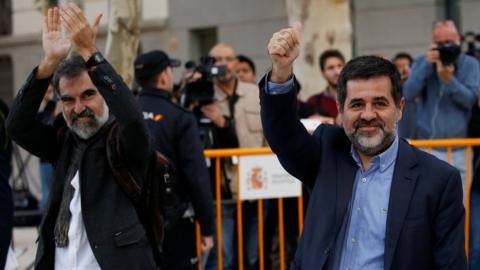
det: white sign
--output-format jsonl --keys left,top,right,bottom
{"left": 300, "top": 118, "right": 322, "bottom": 133}
{"left": 238, "top": 154, "right": 302, "bottom": 200}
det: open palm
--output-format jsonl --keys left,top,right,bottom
{"left": 42, "top": 7, "right": 70, "bottom": 61}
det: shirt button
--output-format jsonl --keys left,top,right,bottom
{"left": 351, "top": 238, "right": 356, "bottom": 244}
{"left": 356, "top": 207, "right": 361, "bottom": 212}
{"left": 361, "top": 177, "right": 367, "bottom": 183}
{"left": 323, "top": 247, "right": 330, "bottom": 254}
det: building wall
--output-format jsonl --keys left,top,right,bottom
{"left": 353, "top": 0, "right": 480, "bottom": 60}
{"left": 353, "top": 0, "right": 443, "bottom": 59}
{"left": 460, "top": 0, "right": 480, "bottom": 35}
{"left": 160, "top": 0, "right": 288, "bottom": 79}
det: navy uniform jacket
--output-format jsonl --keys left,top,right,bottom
{"left": 259, "top": 76, "right": 466, "bottom": 270}
{"left": 137, "top": 87, "right": 214, "bottom": 236}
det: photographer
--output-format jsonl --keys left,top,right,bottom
{"left": 403, "top": 20, "right": 479, "bottom": 193}
{"left": 200, "top": 43, "right": 264, "bottom": 270}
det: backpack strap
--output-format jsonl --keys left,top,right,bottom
{"left": 105, "top": 122, "right": 163, "bottom": 268}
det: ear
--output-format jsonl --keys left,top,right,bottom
{"left": 397, "top": 97, "right": 406, "bottom": 121}
{"left": 157, "top": 71, "right": 167, "bottom": 86}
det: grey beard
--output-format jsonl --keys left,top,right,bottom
{"left": 64, "top": 102, "right": 109, "bottom": 140}
{"left": 348, "top": 128, "right": 396, "bottom": 157}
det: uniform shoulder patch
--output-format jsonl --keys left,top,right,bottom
{"left": 143, "top": 111, "right": 165, "bottom": 122}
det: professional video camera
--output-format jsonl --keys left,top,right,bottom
{"left": 436, "top": 41, "right": 461, "bottom": 65}
{"left": 181, "top": 56, "right": 226, "bottom": 108}
{"left": 178, "top": 57, "right": 227, "bottom": 149}
{"left": 463, "top": 31, "right": 480, "bottom": 61}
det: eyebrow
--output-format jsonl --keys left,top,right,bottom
{"left": 373, "top": 96, "right": 390, "bottom": 103}
{"left": 60, "top": 88, "right": 98, "bottom": 101}
{"left": 348, "top": 96, "right": 390, "bottom": 104}
{"left": 80, "top": 88, "right": 98, "bottom": 97}
{"left": 60, "top": 94, "right": 72, "bottom": 101}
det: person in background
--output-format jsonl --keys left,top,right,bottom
{"left": 403, "top": 20, "right": 480, "bottom": 196}
{"left": 134, "top": 50, "right": 215, "bottom": 270}
{"left": 306, "top": 49, "right": 345, "bottom": 125}
{"left": 235, "top": 54, "right": 257, "bottom": 84}
{"left": 392, "top": 52, "right": 416, "bottom": 139}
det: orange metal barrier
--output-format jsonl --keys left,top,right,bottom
{"left": 193, "top": 138, "right": 480, "bottom": 270}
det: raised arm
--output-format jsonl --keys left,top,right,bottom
{"left": 6, "top": 7, "right": 71, "bottom": 162}
{"left": 260, "top": 23, "right": 321, "bottom": 187}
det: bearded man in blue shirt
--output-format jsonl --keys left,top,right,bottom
{"left": 259, "top": 23, "right": 466, "bottom": 270}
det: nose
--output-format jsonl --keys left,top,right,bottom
{"left": 216, "top": 59, "right": 227, "bottom": 66}
{"left": 360, "top": 104, "right": 377, "bottom": 121}
{"left": 73, "top": 99, "right": 85, "bottom": 114}
{"left": 334, "top": 67, "right": 342, "bottom": 75}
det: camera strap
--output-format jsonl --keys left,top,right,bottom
{"left": 227, "top": 80, "right": 239, "bottom": 119}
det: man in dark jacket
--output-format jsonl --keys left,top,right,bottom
{"left": 261, "top": 23, "right": 465, "bottom": 270}
{"left": 6, "top": 4, "right": 155, "bottom": 269}
{"left": 135, "top": 50, "right": 214, "bottom": 270}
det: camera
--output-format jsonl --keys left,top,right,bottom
{"left": 436, "top": 41, "right": 461, "bottom": 65}
{"left": 178, "top": 57, "right": 227, "bottom": 149}
{"left": 462, "top": 31, "right": 480, "bottom": 61}
{"left": 180, "top": 56, "right": 226, "bottom": 108}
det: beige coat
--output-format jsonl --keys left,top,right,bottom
{"left": 214, "top": 80, "right": 264, "bottom": 148}
{"left": 213, "top": 80, "right": 265, "bottom": 197}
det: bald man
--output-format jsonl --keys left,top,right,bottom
{"left": 403, "top": 21, "right": 480, "bottom": 268}
{"left": 201, "top": 43, "right": 265, "bottom": 270}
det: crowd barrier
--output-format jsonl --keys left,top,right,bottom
{"left": 194, "top": 138, "right": 480, "bottom": 270}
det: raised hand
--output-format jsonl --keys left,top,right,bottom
{"left": 267, "top": 22, "right": 302, "bottom": 83}
{"left": 60, "top": 3, "right": 102, "bottom": 60}
{"left": 43, "top": 7, "right": 71, "bottom": 62}
{"left": 36, "top": 7, "right": 71, "bottom": 79}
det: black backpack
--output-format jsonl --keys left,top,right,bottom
{"left": 106, "top": 122, "right": 180, "bottom": 268}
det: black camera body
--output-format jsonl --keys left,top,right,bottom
{"left": 179, "top": 57, "right": 227, "bottom": 148}
{"left": 183, "top": 57, "right": 226, "bottom": 107}
{"left": 437, "top": 41, "right": 461, "bottom": 65}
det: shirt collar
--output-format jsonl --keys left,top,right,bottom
{"left": 214, "top": 79, "right": 246, "bottom": 101}
{"left": 350, "top": 135, "right": 399, "bottom": 173}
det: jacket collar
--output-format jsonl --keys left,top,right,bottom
{"left": 139, "top": 87, "right": 172, "bottom": 100}
{"left": 384, "top": 138, "right": 419, "bottom": 269}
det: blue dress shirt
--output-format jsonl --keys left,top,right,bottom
{"left": 337, "top": 137, "right": 398, "bottom": 270}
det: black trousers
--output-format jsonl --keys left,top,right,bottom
{"left": 162, "top": 217, "right": 198, "bottom": 270}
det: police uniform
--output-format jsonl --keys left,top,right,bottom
{"left": 135, "top": 50, "right": 214, "bottom": 270}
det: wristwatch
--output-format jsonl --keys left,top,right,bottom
{"left": 85, "top": 52, "right": 105, "bottom": 69}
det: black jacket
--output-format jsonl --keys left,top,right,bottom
{"left": 0, "top": 99, "right": 12, "bottom": 270}
{"left": 138, "top": 87, "right": 214, "bottom": 236}
{"left": 6, "top": 62, "right": 155, "bottom": 270}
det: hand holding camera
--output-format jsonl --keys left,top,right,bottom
{"left": 427, "top": 41, "right": 460, "bottom": 83}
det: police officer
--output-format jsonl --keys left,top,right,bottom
{"left": 134, "top": 50, "right": 215, "bottom": 270}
